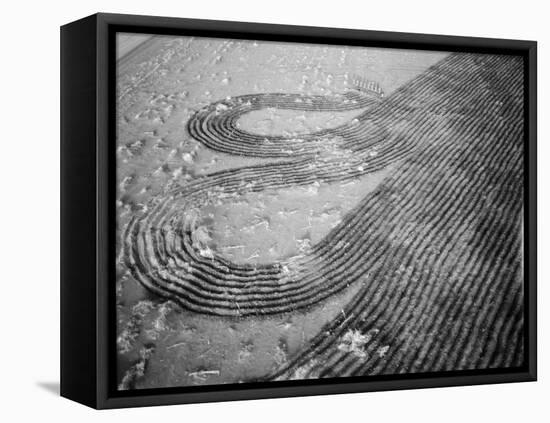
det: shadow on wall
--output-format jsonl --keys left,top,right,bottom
{"left": 36, "top": 381, "right": 60, "bottom": 396}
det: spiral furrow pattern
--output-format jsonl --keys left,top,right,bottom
{"left": 122, "top": 52, "right": 524, "bottom": 372}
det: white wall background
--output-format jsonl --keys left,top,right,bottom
{"left": 1, "top": 0, "right": 547, "bottom": 420}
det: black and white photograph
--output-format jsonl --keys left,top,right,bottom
{"left": 2, "top": 0, "right": 547, "bottom": 419}
{"left": 115, "top": 33, "right": 526, "bottom": 390}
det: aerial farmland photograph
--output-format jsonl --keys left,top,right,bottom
{"left": 114, "top": 33, "right": 525, "bottom": 390}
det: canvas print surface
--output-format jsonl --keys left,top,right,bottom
{"left": 115, "top": 33, "right": 525, "bottom": 390}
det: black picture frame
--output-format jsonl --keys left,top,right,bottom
{"left": 60, "top": 12, "right": 537, "bottom": 409}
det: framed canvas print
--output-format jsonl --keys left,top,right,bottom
{"left": 60, "top": 13, "right": 537, "bottom": 409}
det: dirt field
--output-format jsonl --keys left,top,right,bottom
{"left": 115, "top": 34, "right": 524, "bottom": 389}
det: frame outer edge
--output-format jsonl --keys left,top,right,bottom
{"left": 527, "top": 42, "right": 537, "bottom": 380}
{"left": 82, "top": 12, "right": 537, "bottom": 409}
{"left": 60, "top": 13, "right": 99, "bottom": 409}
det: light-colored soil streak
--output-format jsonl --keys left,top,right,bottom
{"left": 116, "top": 35, "right": 523, "bottom": 389}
